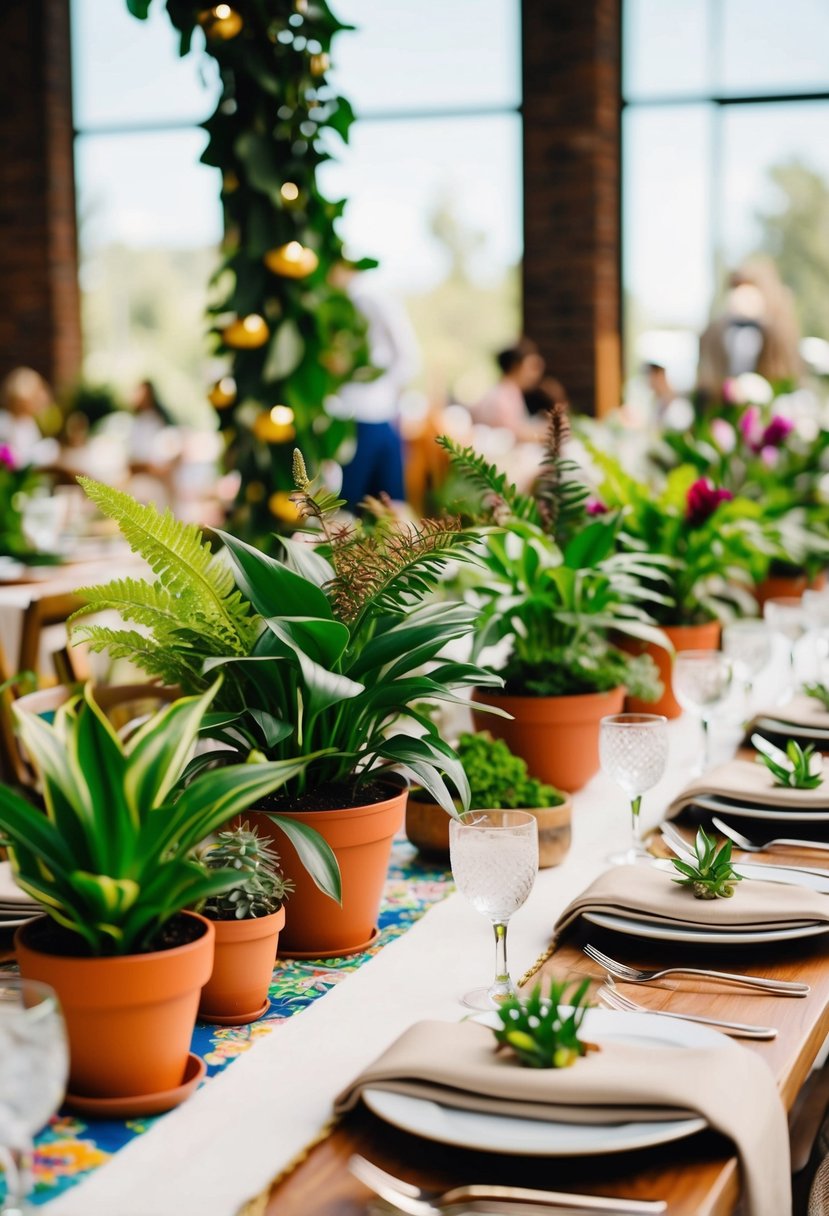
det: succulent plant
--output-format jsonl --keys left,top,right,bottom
{"left": 671, "top": 827, "right": 742, "bottom": 900}
{"left": 757, "top": 739, "right": 824, "bottom": 790}
{"left": 492, "top": 978, "right": 595, "bottom": 1069}
{"left": 200, "top": 824, "right": 294, "bottom": 920}
{"left": 804, "top": 683, "right": 829, "bottom": 711}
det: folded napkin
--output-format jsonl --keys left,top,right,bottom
{"left": 335, "top": 1018, "right": 790, "bottom": 1216}
{"left": 0, "top": 861, "right": 37, "bottom": 906}
{"left": 553, "top": 864, "right": 829, "bottom": 936}
{"left": 665, "top": 756, "right": 829, "bottom": 819}
{"left": 749, "top": 694, "right": 829, "bottom": 733}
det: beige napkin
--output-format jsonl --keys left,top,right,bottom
{"left": 553, "top": 864, "right": 829, "bottom": 936}
{"left": 665, "top": 756, "right": 829, "bottom": 819}
{"left": 749, "top": 693, "right": 829, "bottom": 733}
{"left": 335, "top": 1019, "right": 790, "bottom": 1216}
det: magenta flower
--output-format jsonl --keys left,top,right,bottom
{"left": 759, "top": 415, "right": 794, "bottom": 448}
{"left": 686, "top": 477, "right": 733, "bottom": 527}
{"left": 0, "top": 445, "right": 16, "bottom": 470}
{"left": 586, "top": 497, "right": 609, "bottom": 516}
{"left": 738, "top": 405, "right": 762, "bottom": 448}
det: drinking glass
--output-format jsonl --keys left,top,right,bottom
{"left": 600, "top": 713, "right": 669, "bottom": 866}
{"left": 0, "top": 977, "right": 68, "bottom": 1215}
{"left": 672, "top": 650, "right": 734, "bottom": 773}
{"left": 722, "top": 620, "right": 773, "bottom": 707}
{"left": 802, "top": 590, "right": 829, "bottom": 680}
{"left": 763, "top": 596, "right": 806, "bottom": 701}
{"left": 449, "top": 810, "right": 538, "bottom": 1011}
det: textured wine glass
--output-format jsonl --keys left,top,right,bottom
{"left": 0, "top": 977, "right": 68, "bottom": 1215}
{"left": 722, "top": 620, "right": 773, "bottom": 707}
{"left": 672, "top": 650, "right": 734, "bottom": 773}
{"left": 802, "top": 591, "right": 829, "bottom": 680}
{"left": 763, "top": 597, "right": 806, "bottom": 701}
{"left": 449, "top": 810, "right": 538, "bottom": 1011}
{"left": 599, "top": 713, "right": 669, "bottom": 866}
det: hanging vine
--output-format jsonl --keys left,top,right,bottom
{"left": 125, "top": 0, "right": 373, "bottom": 543}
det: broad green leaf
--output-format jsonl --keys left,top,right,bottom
{"left": 218, "top": 530, "right": 334, "bottom": 621}
{"left": 265, "top": 815, "right": 342, "bottom": 903}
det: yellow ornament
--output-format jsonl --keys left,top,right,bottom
{"left": 280, "top": 181, "right": 300, "bottom": 204}
{"left": 245, "top": 481, "right": 266, "bottom": 504}
{"left": 264, "top": 241, "right": 319, "bottom": 279}
{"left": 253, "top": 406, "right": 296, "bottom": 444}
{"left": 309, "top": 52, "right": 330, "bottom": 76}
{"left": 268, "top": 491, "right": 301, "bottom": 522}
{"left": 223, "top": 314, "right": 270, "bottom": 349}
{"left": 198, "top": 4, "right": 243, "bottom": 40}
{"left": 294, "top": 0, "right": 308, "bottom": 12}
{"left": 208, "top": 376, "right": 237, "bottom": 409}
{"left": 222, "top": 171, "right": 240, "bottom": 193}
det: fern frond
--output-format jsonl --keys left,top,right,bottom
{"left": 534, "top": 402, "right": 589, "bottom": 543}
{"left": 72, "top": 625, "right": 203, "bottom": 688}
{"left": 70, "top": 578, "right": 189, "bottom": 637}
{"left": 436, "top": 437, "right": 539, "bottom": 524}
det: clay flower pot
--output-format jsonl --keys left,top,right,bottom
{"left": 247, "top": 778, "right": 407, "bottom": 957}
{"left": 199, "top": 906, "right": 285, "bottom": 1026}
{"left": 471, "top": 687, "right": 624, "bottom": 791}
{"left": 406, "top": 795, "right": 573, "bottom": 868}
{"left": 15, "top": 911, "right": 214, "bottom": 1103}
{"left": 621, "top": 620, "right": 721, "bottom": 719}
{"left": 754, "top": 570, "right": 826, "bottom": 607}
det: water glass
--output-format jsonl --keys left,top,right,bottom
{"left": 722, "top": 620, "right": 773, "bottom": 707}
{"left": 763, "top": 597, "right": 806, "bottom": 700}
{"left": 0, "top": 977, "right": 68, "bottom": 1215}
{"left": 599, "top": 713, "right": 669, "bottom": 866}
{"left": 672, "top": 650, "right": 734, "bottom": 773}
{"left": 449, "top": 810, "right": 538, "bottom": 1011}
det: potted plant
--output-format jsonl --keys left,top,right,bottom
{"left": 0, "top": 680, "right": 333, "bottom": 1111}
{"left": 586, "top": 447, "right": 775, "bottom": 717}
{"left": 438, "top": 409, "right": 669, "bottom": 790}
{"left": 71, "top": 457, "right": 501, "bottom": 956}
{"left": 406, "top": 731, "right": 572, "bottom": 868}
{"left": 197, "top": 823, "right": 293, "bottom": 1025}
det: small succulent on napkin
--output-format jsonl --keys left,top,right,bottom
{"left": 671, "top": 827, "right": 742, "bottom": 899}
{"left": 804, "top": 683, "right": 829, "bottom": 711}
{"left": 757, "top": 739, "right": 824, "bottom": 790}
{"left": 493, "top": 978, "right": 596, "bottom": 1069}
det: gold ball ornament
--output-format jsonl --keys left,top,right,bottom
{"left": 222, "top": 170, "right": 240, "bottom": 193}
{"left": 245, "top": 481, "right": 266, "bottom": 504}
{"left": 268, "top": 491, "right": 301, "bottom": 522}
{"left": 208, "top": 377, "right": 237, "bottom": 409}
{"left": 223, "top": 314, "right": 270, "bottom": 349}
{"left": 294, "top": 0, "right": 308, "bottom": 12}
{"left": 309, "top": 52, "right": 330, "bottom": 76}
{"left": 280, "top": 181, "right": 300, "bottom": 204}
{"left": 253, "top": 405, "right": 296, "bottom": 444}
{"left": 198, "top": 4, "right": 243, "bottom": 40}
{"left": 264, "top": 241, "right": 319, "bottom": 279}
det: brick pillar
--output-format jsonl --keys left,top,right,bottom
{"left": 522, "top": 0, "right": 622, "bottom": 417}
{"left": 0, "top": 0, "right": 81, "bottom": 390}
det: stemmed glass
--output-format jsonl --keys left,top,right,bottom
{"left": 599, "top": 713, "right": 669, "bottom": 866}
{"left": 763, "top": 597, "right": 806, "bottom": 702}
{"left": 449, "top": 810, "right": 538, "bottom": 1011}
{"left": 802, "top": 590, "right": 829, "bottom": 680}
{"left": 0, "top": 977, "right": 68, "bottom": 1215}
{"left": 722, "top": 620, "right": 773, "bottom": 709}
{"left": 672, "top": 650, "right": 734, "bottom": 773}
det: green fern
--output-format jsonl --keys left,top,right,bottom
{"left": 72, "top": 625, "right": 203, "bottom": 687}
{"left": 435, "top": 437, "right": 540, "bottom": 524}
{"left": 534, "top": 402, "right": 590, "bottom": 544}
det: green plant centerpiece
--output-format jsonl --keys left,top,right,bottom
{"left": 493, "top": 978, "right": 595, "bottom": 1069}
{"left": 200, "top": 823, "right": 294, "bottom": 921}
{"left": 70, "top": 458, "right": 501, "bottom": 953}
{"left": 671, "top": 828, "right": 742, "bottom": 900}
{"left": 756, "top": 739, "right": 824, "bottom": 791}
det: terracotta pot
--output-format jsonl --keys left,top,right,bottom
{"left": 198, "top": 906, "right": 285, "bottom": 1025}
{"left": 15, "top": 911, "right": 214, "bottom": 1101}
{"left": 471, "top": 687, "right": 624, "bottom": 791}
{"left": 246, "top": 779, "right": 406, "bottom": 957}
{"left": 620, "top": 620, "right": 721, "bottom": 719}
{"left": 406, "top": 796, "right": 573, "bottom": 868}
{"left": 754, "top": 571, "right": 826, "bottom": 607}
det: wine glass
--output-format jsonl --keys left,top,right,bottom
{"left": 599, "top": 713, "right": 669, "bottom": 866}
{"left": 722, "top": 620, "right": 773, "bottom": 709}
{"left": 672, "top": 650, "right": 734, "bottom": 773}
{"left": 0, "top": 977, "right": 68, "bottom": 1215}
{"left": 763, "top": 596, "right": 806, "bottom": 702}
{"left": 802, "top": 590, "right": 829, "bottom": 680}
{"left": 449, "top": 810, "right": 538, "bottom": 1011}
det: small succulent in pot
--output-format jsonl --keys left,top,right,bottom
{"left": 200, "top": 824, "right": 294, "bottom": 921}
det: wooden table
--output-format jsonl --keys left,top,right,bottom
{"left": 265, "top": 895, "right": 829, "bottom": 1215}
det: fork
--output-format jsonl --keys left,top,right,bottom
{"left": 583, "top": 942, "right": 809, "bottom": 996}
{"left": 349, "top": 1154, "right": 668, "bottom": 1215}
{"left": 597, "top": 982, "right": 778, "bottom": 1038}
{"left": 711, "top": 817, "right": 829, "bottom": 855}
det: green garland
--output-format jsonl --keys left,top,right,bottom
{"left": 126, "top": 0, "right": 373, "bottom": 542}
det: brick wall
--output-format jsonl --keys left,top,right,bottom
{"left": 522, "top": 0, "right": 622, "bottom": 417}
{"left": 0, "top": 0, "right": 81, "bottom": 391}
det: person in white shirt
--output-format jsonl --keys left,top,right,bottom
{"left": 0, "top": 367, "right": 57, "bottom": 466}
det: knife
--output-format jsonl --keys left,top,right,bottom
{"left": 653, "top": 855, "right": 829, "bottom": 894}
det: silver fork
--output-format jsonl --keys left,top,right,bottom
{"left": 349, "top": 1154, "right": 668, "bottom": 1215}
{"left": 712, "top": 817, "right": 829, "bottom": 855}
{"left": 597, "top": 982, "right": 778, "bottom": 1038}
{"left": 583, "top": 942, "right": 809, "bottom": 996}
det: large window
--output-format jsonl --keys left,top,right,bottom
{"left": 622, "top": 0, "right": 829, "bottom": 389}
{"left": 71, "top": 0, "right": 522, "bottom": 418}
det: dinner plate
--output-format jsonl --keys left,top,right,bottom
{"left": 0, "top": 862, "right": 38, "bottom": 906}
{"left": 755, "top": 716, "right": 829, "bottom": 743}
{"left": 362, "top": 1008, "right": 724, "bottom": 1157}
{"left": 692, "top": 794, "right": 829, "bottom": 824}
{"left": 583, "top": 909, "right": 829, "bottom": 945}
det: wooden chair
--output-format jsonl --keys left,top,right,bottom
{"left": 0, "top": 639, "right": 35, "bottom": 786}
{"left": 17, "top": 591, "right": 85, "bottom": 682}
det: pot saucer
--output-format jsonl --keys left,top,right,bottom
{"left": 199, "top": 998, "right": 270, "bottom": 1027}
{"left": 65, "top": 1052, "right": 206, "bottom": 1119}
{"left": 279, "top": 925, "right": 379, "bottom": 960}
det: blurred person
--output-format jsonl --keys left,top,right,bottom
{"left": 0, "top": 367, "right": 58, "bottom": 464}
{"left": 473, "top": 339, "right": 547, "bottom": 440}
{"left": 333, "top": 264, "right": 420, "bottom": 511}
{"left": 697, "top": 259, "right": 802, "bottom": 399}
{"left": 127, "top": 379, "right": 182, "bottom": 504}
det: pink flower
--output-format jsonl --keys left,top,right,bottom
{"left": 738, "top": 405, "right": 762, "bottom": 448}
{"left": 710, "top": 418, "right": 736, "bottom": 453}
{"left": 0, "top": 445, "right": 16, "bottom": 470}
{"left": 759, "top": 415, "right": 794, "bottom": 448}
{"left": 685, "top": 477, "right": 733, "bottom": 527}
{"left": 586, "top": 497, "right": 609, "bottom": 516}
{"left": 760, "top": 445, "right": 780, "bottom": 468}
{"left": 722, "top": 378, "right": 740, "bottom": 404}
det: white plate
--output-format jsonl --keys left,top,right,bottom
{"left": 692, "top": 794, "right": 829, "bottom": 824}
{"left": 0, "top": 913, "right": 37, "bottom": 929}
{"left": 0, "top": 862, "right": 38, "bottom": 906}
{"left": 362, "top": 1008, "right": 725, "bottom": 1157}
{"left": 755, "top": 716, "right": 829, "bottom": 742}
{"left": 583, "top": 909, "right": 829, "bottom": 945}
